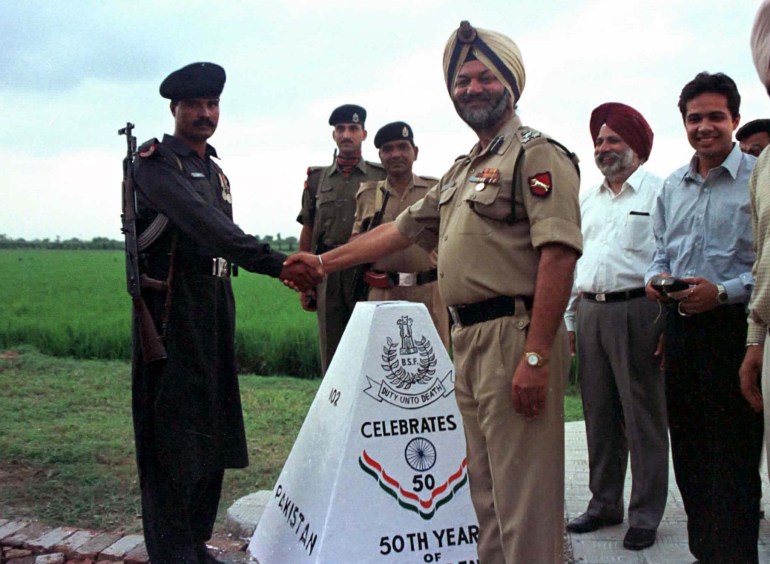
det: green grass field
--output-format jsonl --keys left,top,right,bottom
{"left": 0, "top": 249, "right": 321, "bottom": 377}
{"left": 0, "top": 347, "right": 582, "bottom": 533}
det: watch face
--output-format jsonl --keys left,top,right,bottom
{"left": 527, "top": 353, "right": 538, "bottom": 366}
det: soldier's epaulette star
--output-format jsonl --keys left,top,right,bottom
{"left": 517, "top": 127, "right": 543, "bottom": 145}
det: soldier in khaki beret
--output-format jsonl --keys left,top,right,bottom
{"left": 352, "top": 121, "right": 450, "bottom": 350}
{"left": 287, "top": 21, "right": 581, "bottom": 563}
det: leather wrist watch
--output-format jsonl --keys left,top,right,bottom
{"left": 716, "top": 283, "right": 728, "bottom": 305}
{"left": 524, "top": 351, "right": 547, "bottom": 367}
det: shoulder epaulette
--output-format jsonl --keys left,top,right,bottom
{"left": 365, "top": 160, "right": 386, "bottom": 171}
{"left": 514, "top": 128, "right": 580, "bottom": 181}
{"left": 417, "top": 174, "right": 440, "bottom": 185}
{"left": 137, "top": 138, "right": 162, "bottom": 159}
{"left": 304, "top": 166, "right": 326, "bottom": 193}
{"left": 454, "top": 154, "right": 468, "bottom": 162}
{"left": 356, "top": 179, "right": 382, "bottom": 198}
{"left": 516, "top": 127, "right": 548, "bottom": 147}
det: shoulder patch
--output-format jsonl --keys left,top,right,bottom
{"left": 137, "top": 137, "right": 161, "bottom": 159}
{"left": 528, "top": 172, "right": 552, "bottom": 198}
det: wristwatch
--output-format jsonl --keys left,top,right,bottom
{"left": 524, "top": 351, "right": 547, "bottom": 367}
{"left": 716, "top": 283, "right": 728, "bottom": 304}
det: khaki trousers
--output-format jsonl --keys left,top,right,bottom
{"left": 452, "top": 300, "right": 567, "bottom": 564}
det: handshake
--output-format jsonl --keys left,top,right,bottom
{"left": 279, "top": 252, "right": 326, "bottom": 292}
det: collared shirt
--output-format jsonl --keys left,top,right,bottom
{"left": 352, "top": 173, "right": 438, "bottom": 273}
{"left": 747, "top": 147, "right": 770, "bottom": 343}
{"left": 564, "top": 166, "right": 662, "bottom": 332}
{"left": 133, "top": 134, "right": 286, "bottom": 277}
{"left": 395, "top": 114, "right": 582, "bottom": 306}
{"left": 297, "top": 158, "right": 387, "bottom": 249}
{"left": 645, "top": 143, "right": 756, "bottom": 305}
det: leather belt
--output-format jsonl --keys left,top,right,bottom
{"left": 179, "top": 257, "right": 236, "bottom": 278}
{"left": 386, "top": 268, "right": 438, "bottom": 287}
{"left": 448, "top": 295, "right": 533, "bottom": 327}
{"left": 582, "top": 288, "right": 645, "bottom": 303}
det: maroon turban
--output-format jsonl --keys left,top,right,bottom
{"left": 589, "top": 102, "right": 654, "bottom": 161}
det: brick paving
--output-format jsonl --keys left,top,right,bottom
{"left": 0, "top": 520, "right": 248, "bottom": 564}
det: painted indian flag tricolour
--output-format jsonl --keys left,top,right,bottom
{"left": 249, "top": 301, "right": 479, "bottom": 564}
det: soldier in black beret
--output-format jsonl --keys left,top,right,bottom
{"left": 296, "top": 104, "right": 386, "bottom": 374}
{"left": 737, "top": 118, "right": 770, "bottom": 156}
{"left": 352, "top": 122, "right": 450, "bottom": 349}
{"left": 373, "top": 121, "right": 414, "bottom": 148}
{"left": 130, "top": 62, "right": 319, "bottom": 564}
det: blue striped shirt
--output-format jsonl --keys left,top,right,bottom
{"left": 645, "top": 143, "right": 756, "bottom": 304}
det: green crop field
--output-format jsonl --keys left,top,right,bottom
{"left": 0, "top": 250, "right": 321, "bottom": 378}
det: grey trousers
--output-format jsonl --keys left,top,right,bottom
{"left": 576, "top": 296, "right": 669, "bottom": 529}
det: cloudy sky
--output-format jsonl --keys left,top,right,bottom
{"left": 2, "top": 0, "right": 768, "bottom": 241}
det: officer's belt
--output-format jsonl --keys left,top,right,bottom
{"left": 177, "top": 257, "right": 236, "bottom": 278}
{"left": 448, "top": 295, "right": 533, "bottom": 327}
{"left": 365, "top": 268, "right": 438, "bottom": 288}
{"left": 582, "top": 288, "right": 646, "bottom": 303}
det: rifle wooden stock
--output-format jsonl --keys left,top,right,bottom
{"left": 133, "top": 295, "right": 167, "bottom": 364}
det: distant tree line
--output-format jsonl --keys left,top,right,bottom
{"left": 0, "top": 233, "right": 299, "bottom": 252}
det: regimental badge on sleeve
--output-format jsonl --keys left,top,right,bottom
{"left": 138, "top": 143, "right": 158, "bottom": 158}
{"left": 528, "top": 172, "right": 552, "bottom": 198}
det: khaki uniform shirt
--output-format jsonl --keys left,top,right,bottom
{"left": 298, "top": 159, "right": 386, "bottom": 251}
{"left": 395, "top": 115, "right": 583, "bottom": 306}
{"left": 353, "top": 174, "right": 439, "bottom": 273}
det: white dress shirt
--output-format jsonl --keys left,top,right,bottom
{"left": 564, "top": 166, "right": 662, "bottom": 331}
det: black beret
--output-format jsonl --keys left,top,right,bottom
{"left": 328, "top": 104, "right": 366, "bottom": 126}
{"left": 160, "top": 62, "right": 226, "bottom": 100}
{"left": 736, "top": 118, "right": 770, "bottom": 140}
{"left": 374, "top": 121, "right": 415, "bottom": 149}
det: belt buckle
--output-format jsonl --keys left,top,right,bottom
{"left": 448, "top": 305, "right": 462, "bottom": 326}
{"left": 211, "top": 257, "right": 229, "bottom": 277}
{"left": 595, "top": 292, "right": 606, "bottom": 302}
{"left": 399, "top": 272, "right": 417, "bottom": 287}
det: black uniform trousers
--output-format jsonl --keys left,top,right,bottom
{"left": 138, "top": 441, "right": 224, "bottom": 564}
{"left": 133, "top": 356, "right": 225, "bottom": 564}
{"left": 665, "top": 303, "right": 763, "bottom": 564}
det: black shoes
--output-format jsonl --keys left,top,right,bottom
{"left": 566, "top": 512, "right": 623, "bottom": 533}
{"left": 623, "top": 527, "right": 656, "bottom": 550}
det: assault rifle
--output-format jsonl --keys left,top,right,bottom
{"left": 119, "top": 122, "right": 167, "bottom": 365}
{"left": 350, "top": 187, "right": 390, "bottom": 303}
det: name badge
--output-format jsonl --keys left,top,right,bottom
{"left": 190, "top": 172, "right": 206, "bottom": 178}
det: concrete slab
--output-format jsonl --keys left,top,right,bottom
{"left": 564, "top": 420, "right": 770, "bottom": 563}
{"left": 226, "top": 490, "right": 271, "bottom": 539}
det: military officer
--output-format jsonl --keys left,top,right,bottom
{"left": 131, "top": 62, "right": 317, "bottom": 564}
{"left": 286, "top": 21, "right": 581, "bottom": 563}
{"left": 297, "top": 104, "right": 386, "bottom": 374}
{"left": 352, "top": 121, "right": 450, "bottom": 350}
